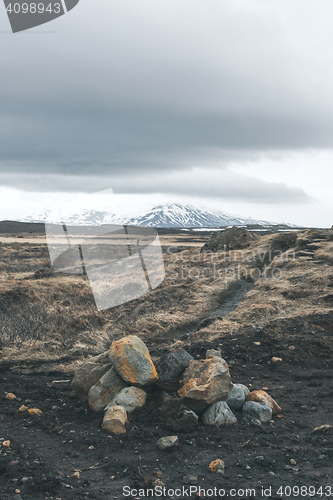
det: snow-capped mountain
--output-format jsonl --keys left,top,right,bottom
{"left": 23, "top": 203, "right": 278, "bottom": 228}
{"left": 124, "top": 203, "right": 273, "bottom": 228}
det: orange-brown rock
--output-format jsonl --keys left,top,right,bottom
{"left": 88, "top": 367, "right": 127, "bottom": 412}
{"left": 209, "top": 459, "right": 225, "bottom": 473}
{"left": 72, "top": 351, "right": 112, "bottom": 402}
{"left": 27, "top": 408, "right": 42, "bottom": 415}
{"left": 246, "top": 390, "right": 281, "bottom": 415}
{"left": 109, "top": 335, "right": 158, "bottom": 387}
{"left": 177, "top": 356, "right": 233, "bottom": 412}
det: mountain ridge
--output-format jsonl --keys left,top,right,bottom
{"left": 21, "top": 202, "right": 288, "bottom": 228}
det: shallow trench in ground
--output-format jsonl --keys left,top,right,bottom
{"left": 177, "top": 279, "right": 255, "bottom": 341}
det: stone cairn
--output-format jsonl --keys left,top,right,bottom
{"left": 72, "top": 335, "right": 281, "bottom": 438}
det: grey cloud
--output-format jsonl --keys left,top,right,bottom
{"left": 111, "top": 170, "right": 312, "bottom": 204}
{"left": 0, "top": 169, "right": 312, "bottom": 205}
{"left": 1, "top": 0, "right": 333, "bottom": 193}
{"left": 1, "top": 108, "right": 333, "bottom": 180}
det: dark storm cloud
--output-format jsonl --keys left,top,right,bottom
{"left": 1, "top": 107, "right": 332, "bottom": 177}
{"left": 1, "top": 0, "right": 333, "bottom": 201}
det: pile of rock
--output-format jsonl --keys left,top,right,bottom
{"left": 72, "top": 335, "right": 281, "bottom": 436}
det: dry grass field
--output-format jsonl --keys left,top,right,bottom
{"left": 1, "top": 225, "right": 333, "bottom": 499}
{"left": 1, "top": 227, "right": 333, "bottom": 368}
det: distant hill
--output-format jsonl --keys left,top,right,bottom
{"left": 0, "top": 220, "right": 45, "bottom": 234}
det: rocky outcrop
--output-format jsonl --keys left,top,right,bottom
{"left": 177, "top": 356, "right": 233, "bottom": 412}
{"left": 109, "top": 335, "right": 158, "bottom": 387}
{"left": 155, "top": 348, "right": 193, "bottom": 392}
{"left": 88, "top": 367, "right": 127, "bottom": 412}
{"left": 202, "top": 226, "right": 259, "bottom": 252}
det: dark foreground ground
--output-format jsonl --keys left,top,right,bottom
{"left": 1, "top": 331, "right": 333, "bottom": 500}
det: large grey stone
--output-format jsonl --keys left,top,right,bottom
{"left": 88, "top": 367, "right": 127, "bottom": 412}
{"left": 109, "top": 335, "right": 158, "bottom": 387}
{"left": 246, "top": 390, "right": 281, "bottom": 415}
{"left": 155, "top": 348, "right": 193, "bottom": 392}
{"left": 71, "top": 351, "right": 111, "bottom": 402}
{"left": 238, "top": 383, "right": 250, "bottom": 398}
{"left": 104, "top": 386, "right": 147, "bottom": 413}
{"left": 225, "top": 384, "right": 247, "bottom": 410}
{"left": 202, "top": 401, "right": 237, "bottom": 426}
{"left": 242, "top": 401, "right": 272, "bottom": 423}
{"left": 177, "top": 356, "right": 233, "bottom": 412}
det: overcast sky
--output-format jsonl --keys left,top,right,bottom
{"left": 1, "top": 0, "right": 333, "bottom": 226}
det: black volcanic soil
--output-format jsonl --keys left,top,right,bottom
{"left": 1, "top": 331, "right": 333, "bottom": 500}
